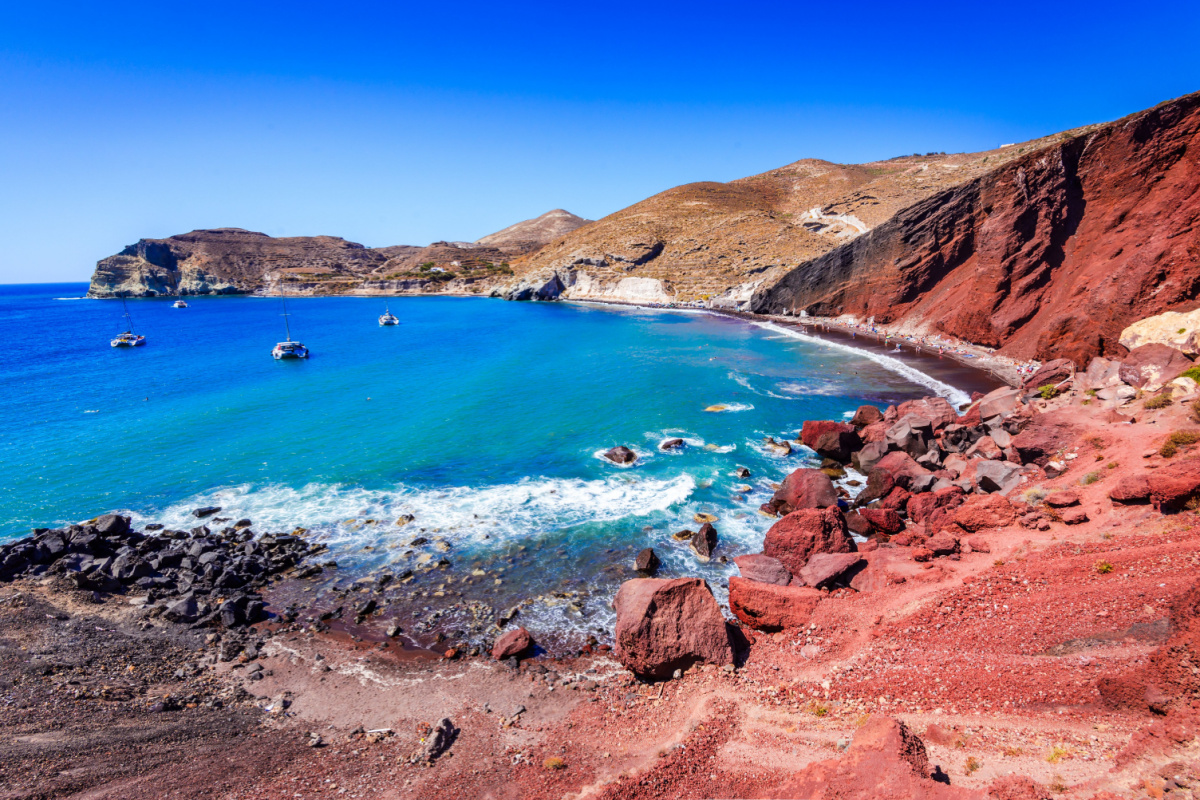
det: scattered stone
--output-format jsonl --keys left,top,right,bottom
{"left": 192, "top": 506, "right": 221, "bottom": 518}
{"left": 1110, "top": 473, "right": 1151, "bottom": 504}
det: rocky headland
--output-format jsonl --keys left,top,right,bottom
{"left": 85, "top": 210, "right": 591, "bottom": 299}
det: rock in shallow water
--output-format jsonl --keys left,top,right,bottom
{"left": 603, "top": 446, "right": 637, "bottom": 464}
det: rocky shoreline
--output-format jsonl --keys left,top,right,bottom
{"left": 6, "top": 330, "right": 1200, "bottom": 797}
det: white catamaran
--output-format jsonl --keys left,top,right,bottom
{"left": 110, "top": 296, "right": 145, "bottom": 347}
{"left": 379, "top": 303, "right": 399, "bottom": 326}
{"left": 272, "top": 282, "right": 309, "bottom": 359}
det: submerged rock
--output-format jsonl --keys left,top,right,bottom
{"left": 689, "top": 523, "right": 718, "bottom": 561}
{"left": 603, "top": 446, "right": 637, "bottom": 465}
{"left": 634, "top": 548, "right": 660, "bottom": 574}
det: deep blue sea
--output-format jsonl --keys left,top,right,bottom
{"left": 1, "top": 283, "right": 980, "bottom": 641}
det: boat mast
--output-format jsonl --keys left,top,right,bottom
{"left": 280, "top": 277, "right": 293, "bottom": 341}
{"left": 121, "top": 294, "right": 134, "bottom": 333}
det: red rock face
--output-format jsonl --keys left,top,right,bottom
{"left": 612, "top": 578, "right": 733, "bottom": 678}
{"left": 762, "top": 507, "right": 855, "bottom": 574}
{"left": 754, "top": 92, "right": 1200, "bottom": 363}
{"left": 727, "top": 577, "right": 823, "bottom": 631}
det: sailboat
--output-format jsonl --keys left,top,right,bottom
{"left": 110, "top": 296, "right": 146, "bottom": 347}
{"left": 172, "top": 275, "right": 188, "bottom": 307}
{"left": 378, "top": 302, "right": 399, "bottom": 326}
{"left": 271, "top": 281, "right": 309, "bottom": 360}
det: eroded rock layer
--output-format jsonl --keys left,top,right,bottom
{"left": 753, "top": 92, "right": 1200, "bottom": 363}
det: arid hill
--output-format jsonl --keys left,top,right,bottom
{"left": 86, "top": 210, "right": 590, "bottom": 298}
{"left": 475, "top": 208, "right": 590, "bottom": 249}
{"left": 497, "top": 128, "right": 1102, "bottom": 305}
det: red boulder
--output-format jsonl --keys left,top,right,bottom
{"left": 728, "top": 577, "right": 823, "bottom": 631}
{"left": 612, "top": 578, "right": 733, "bottom": 678}
{"left": 492, "top": 627, "right": 534, "bottom": 660}
{"left": 1120, "top": 344, "right": 1194, "bottom": 389}
{"left": 953, "top": 494, "right": 1017, "bottom": 532}
{"left": 775, "top": 716, "right": 975, "bottom": 799}
{"left": 1010, "top": 411, "right": 1081, "bottom": 467}
{"left": 797, "top": 552, "right": 863, "bottom": 588}
{"left": 800, "top": 420, "right": 855, "bottom": 451}
{"left": 896, "top": 397, "right": 959, "bottom": 430}
{"left": 1110, "top": 473, "right": 1151, "bottom": 504}
{"left": 851, "top": 405, "right": 883, "bottom": 427}
{"left": 762, "top": 507, "right": 855, "bottom": 574}
{"left": 858, "top": 507, "right": 905, "bottom": 535}
{"left": 772, "top": 468, "right": 838, "bottom": 512}
{"left": 732, "top": 553, "right": 792, "bottom": 586}
{"left": 873, "top": 451, "right": 933, "bottom": 490}
{"left": 1149, "top": 456, "right": 1200, "bottom": 513}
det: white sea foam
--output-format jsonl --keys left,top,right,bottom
{"left": 127, "top": 475, "right": 696, "bottom": 552}
{"left": 747, "top": 320, "right": 971, "bottom": 406}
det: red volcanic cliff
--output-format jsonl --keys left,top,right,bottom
{"left": 753, "top": 92, "right": 1200, "bottom": 363}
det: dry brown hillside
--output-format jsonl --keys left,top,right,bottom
{"left": 504, "top": 127, "right": 1102, "bottom": 303}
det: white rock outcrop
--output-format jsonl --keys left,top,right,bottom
{"left": 1120, "top": 308, "right": 1200, "bottom": 356}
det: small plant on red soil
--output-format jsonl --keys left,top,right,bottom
{"left": 1190, "top": 399, "right": 1200, "bottom": 423}
{"left": 543, "top": 757, "right": 567, "bottom": 770}
{"left": 1080, "top": 471, "right": 1102, "bottom": 485}
{"left": 1095, "top": 560, "right": 1114, "bottom": 574}
{"left": 1162, "top": 440, "right": 1179, "bottom": 458}
{"left": 1038, "top": 384, "right": 1061, "bottom": 400}
{"left": 809, "top": 701, "right": 829, "bottom": 717}
{"left": 1145, "top": 392, "right": 1173, "bottom": 410}
{"left": 1002, "top": 746, "right": 1023, "bottom": 757}
{"left": 993, "top": 559, "right": 1005, "bottom": 567}
{"left": 1049, "top": 774, "right": 1068, "bottom": 793}
{"left": 1021, "top": 488, "right": 1047, "bottom": 505}
{"left": 1169, "top": 429, "right": 1200, "bottom": 447}
{"left": 964, "top": 756, "right": 982, "bottom": 774}
{"left": 1084, "top": 434, "right": 1105, "bottom": 449}
{"left": 1106, "top": 461, "right": 1119, "bottom": 469}
{"left": 1046, "top": 744, "right": 1070, "bottom": 763}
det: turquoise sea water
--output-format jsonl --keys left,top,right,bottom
{"left": 1, "top": 283, "right": 984, "bottom": 642}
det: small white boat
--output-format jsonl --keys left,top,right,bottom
{"left": 272, "top": 282, "right": 308, "bottom": 359}
{"left": 379, "top": 303, "right": 399, "bottom": 326}
{"left": 110, "top": 297, "right": 145, "bottom": 347}
{"left": 111, "top": 331, "right": 145, "bottom": 347}
{"left": 174, "top": 299, "right": 188, "bottom": 308}
{"left": 272, "top": 340, "right": 309, "bottom": 360}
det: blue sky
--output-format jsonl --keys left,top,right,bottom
{"left": 1, "top": 1, "right": 1198, "bottom": 283}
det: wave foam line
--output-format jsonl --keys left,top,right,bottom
{"left": 748, "top": 320, "right": 971, "bottom": 406}
{"left": 127, "top": 475, "right": 697, "bottom": 550}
